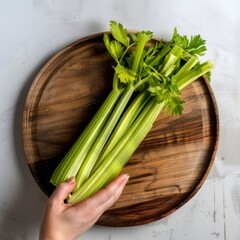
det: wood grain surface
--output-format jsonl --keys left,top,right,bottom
{"left": 22, "top": 33, "right": 219, "bottom": 227}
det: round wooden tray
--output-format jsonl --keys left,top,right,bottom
{"left": 22, "top": 33, "right": 219, "bottom": 227}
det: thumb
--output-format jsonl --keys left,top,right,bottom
{"left": 51, "top": 177, "right": 76, "bottom": 203}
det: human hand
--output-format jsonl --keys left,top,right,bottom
{"left": 39, "top": 174, "right": 129, "bottom": 240}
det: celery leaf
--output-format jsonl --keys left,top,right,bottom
{"left": 110, "top": 21, "right": 130, "bottom": 47}
{"left": 186, "top": 35, "right": 207, "bottom": 56}
{"left": 115, "top": 64, "right": 136, "bottom": 83}
{"left": 171, "top": 28, "right": 207, "bottom": 57}
{"left": 148, "top": 75, "right": 184, "bottom": 115}
{"left": 103, "top": 33, "right": 124, "bottom": 62}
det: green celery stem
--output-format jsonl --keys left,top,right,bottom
{"left": 50, "top": 89, "right": 122, "bottom": 185}
{"left": 150, "top": 43, "right": 171, "bottom": 67}
{"left": 73, "top": 86, "right": 135, "bottom": 190}
{"left": 174, "top": 56, "right": 199, "bottom": 81}
{"left": 177, "top": 61, "right": 214, "bottom": 90}
{"left": 132, "top": 35, "right": 149, "bottom": 72}
{"left": 92, "top": 91, "right": 151, "bottom": 171}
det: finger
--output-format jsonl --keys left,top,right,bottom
{"left": 96, "top": 174, "right": 129, "bottom": 213}
{"left": 85, "top": 174, "right": 129, "bottom": 213}
{"left": 50, "top": 177, "right": 76, "bottom": 204}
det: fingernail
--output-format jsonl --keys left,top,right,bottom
{"left": 66, "top": 176, "right": 75, "bottom": 184}
{"left": 122, "top": 174, "right": 130, "bottom": 183}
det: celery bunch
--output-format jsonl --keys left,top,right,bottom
{"left": 50, "top": 21, "right": 214, "bottom": 203}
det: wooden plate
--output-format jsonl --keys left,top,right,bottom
{"left": 22, "top": 33, "right": 219, "bottom": 227}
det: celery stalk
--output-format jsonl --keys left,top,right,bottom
{"left": 50, "top": 89, "right": 122, "bottom": 185}
{"left": 73, "top": 32, "right": 152, "bottom": 189}
{"left": 92, "top": 91, "right": 151, "bottom": 171}
{"left": 177, "top": 61, "right": 214, "bottom": 90}
{"left": 74, "top": 86, "right": 134, "bottom": 190}
{"left": 174, "top": 56, "right": 199, "bottom": 81}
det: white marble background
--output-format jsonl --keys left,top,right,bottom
{"left": 0, "top": 0, "right": 240, "bottom": 239}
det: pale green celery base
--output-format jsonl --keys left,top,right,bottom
{"left": 49, "top": 89, "right": 122, "bottom": 186}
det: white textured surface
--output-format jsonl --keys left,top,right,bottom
{"left": 0, "top": 0, "right": 240, "bottom": 239}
